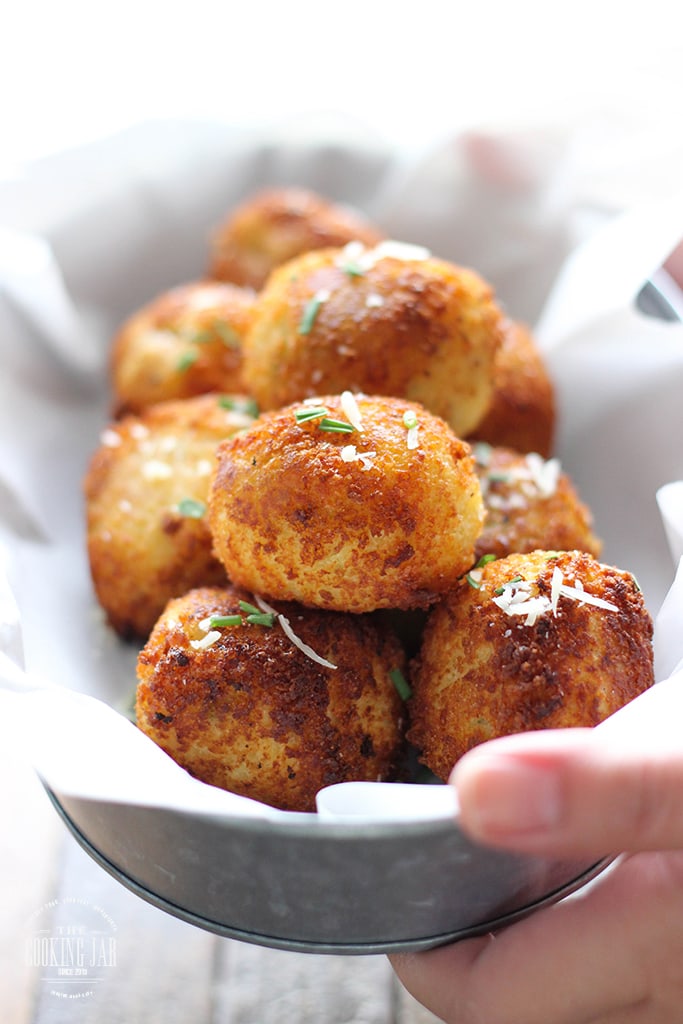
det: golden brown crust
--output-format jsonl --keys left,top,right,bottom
{"left": 135, "top": 585, "right": 406, "bottom": 811}
{"left": 110, "top": 280, "right": 256, "bottom": 416}
{"left": 84, "top": 394, "right": 256, "bottom": 639}
{"left": 467, "top": 320, "right": 556, "bottom": 457}
{"left": 473, "top": 446, "right": 602, "bottom": 561}
{"left": 241, "top": 247, "right": 505, "bottom": 438}
{"left": 407, "top": 550, "right": 654, "bottom": 780}
{"left": 208, "top": 394, "right": 485, "bottom": 613}
{"left": 207, "top": 187, "right": 384, "bottom": 289}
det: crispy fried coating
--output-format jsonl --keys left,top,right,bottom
{"left": 467, "top": 320, "right": 555, "bottom": 457}
{"left": 135, "top": 585, "right": 406, "bottom": 811}
{"left": 473, "top": 445, "right": 602, "bottom": 561}
{"left": 241, "top": 245, "right": 505, "bottom": 438}
{"left": 208, "top": 394, "right": 485, "bottom": 613}
{"left": 85, "top": 394, "right": 257, "bottom": 639}
{"left": 110, "top": 280, "right": 256, "bottom": 416}
{"left": 407, "top": 550, "right": 654, "bottom": 780}
{"left": 207, "top": 187, "right": 384, "bottom": 290}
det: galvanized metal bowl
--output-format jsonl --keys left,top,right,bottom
{"left": 48, "top": 787, "right": 607, "bottom": 953}
{"left": 4, "top": 127, "right": 677, "bottom": 956}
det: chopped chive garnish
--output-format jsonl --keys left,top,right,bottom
{"left": 340, "top": 260, "right": 365, "bottom": 278}
{"left": 214, "top": 320, "right": 241, "bottom": 348}
{"left": 238, "top": 600, "right": 263, "bottom": 616}
{"left": 208, "top": 615, "right": 243, "bottom": 628}
{"left": 298, "top": 290, "right": 329, "bottom": 335}
{"left": 185, "top": 328, "right": 213, "bottom": 345}
{"left": 294, "top": 407, "right": 355, "bottom": 433}
{"left": 177, "top": 351, "right": 198, "bottom": 372}
{"left": 294, "top": 406, "right": 329, "bottom": 423}
{"left": 203, "top": 609, "right": 275, "bottom": 629}
{"left": 474, "top": 553, "right": 497, "bottom": 569}
{"left": 403, "top": 410, "right": 419, "bottom": 430}
{"left": 177, "top": 498, "right": 206, "bottom": 518}
{"left": 494, "top": 574, "right": 523, "bottom": 595}
{"left": 465, "top": 553, "right": 497, "bottom": 589}
{"left": 318, "top": 417, "right": 354, "bottom": 433}
{"left": 218, "top": 395, "right": 259, "bottom": 417}
{"left": 389, "top": 667, "right": 412, "bottom": 701}
{"left": 245, "top": 612, "right": 276, "bottom": 627}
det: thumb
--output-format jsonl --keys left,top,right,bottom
{"left": 450, "top": 673, "right": 683, "bottom": 857}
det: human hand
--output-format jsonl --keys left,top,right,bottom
{"left": 390, "top": 672, "right": 683, "bottom": 1023}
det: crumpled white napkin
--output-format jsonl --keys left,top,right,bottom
{"left": 1, "top": 121, "right": 682, "bottom": 823}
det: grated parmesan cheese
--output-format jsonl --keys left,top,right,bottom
{"left": 486, "top": 492, "right": 527, "bottom": 512}
{"left": 525, "top": 453, "right": 561, "bottom": 498}
{"left": 255, "top": 595, "right": 338, "bottom": 669}
{"left": 190, "top": 629, "right": 221, "bottom": 650}
{"left": 337, "top": 239, "right": 431, "bottom": 272}
{"left": 101, "top": 428, "right": 122, "bottom": 448}
{"left": 340, "top": 444, "right": 377, "bottom": 470}
{"left": 142, "top": 459, "right": 172, "bottom": 480}
{"left": 340, "top": 391, "right": 364, "bottom": 431}
{"left": 550, "top": 565, "right": 563, "bottom": 614}
{"left": 481, "top": 452, "right": 561, "bottom": 509}
{"left": 361, "top": 240, "right": 431, "bottom": 268}
{"left": 493, "top": 566, "right": 619, "bottom": 625}
{"left": 366, "top": 293, "right": 384, "bottom": 308}
{"left": 558, "top": 581, "right": 618, "bottom": 612}
{"left": 336, "top": 240, "right": 364, "bottom": 266}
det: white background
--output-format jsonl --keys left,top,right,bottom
{"left": 3, "top": 0, "right": 683, "bottom": 190}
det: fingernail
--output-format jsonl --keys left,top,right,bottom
{"left": 453, "top": 755, "right": 563, "bottom": 838}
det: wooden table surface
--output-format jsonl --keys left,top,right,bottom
{"left": 1, "top": 738, "right": 440, "bottom": 1024}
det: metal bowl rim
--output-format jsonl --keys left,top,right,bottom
{"left": 46, "top": 786, "right": 611, "bottom": 954}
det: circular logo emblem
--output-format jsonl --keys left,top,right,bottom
{"left": 25, "top": 897, "right": 117, "bottom": 1001}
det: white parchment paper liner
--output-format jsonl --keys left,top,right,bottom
{"left": 1, "top": 120, "right": 683, "bottom": 826}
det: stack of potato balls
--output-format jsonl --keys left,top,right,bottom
{"left": 85, "top": 187, "right": 655, "bottom": 812}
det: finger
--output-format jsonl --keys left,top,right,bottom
{"left": 450, "top": 677, "right": 683, "bottom": 857}
{"left": 391, "top": 850, "right": 683, "bottom": 1024}
{"left": 664, "top": 239, "right": 683, "bottom": 288}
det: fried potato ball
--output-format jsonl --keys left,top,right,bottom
{"left": 466, "top": 319, "right": 556, "bottom": 457}
{"left": 208, "top": 394, "right": 485, "bottom": 614}
{"left": 407, "top": 550, "right": 654, "bottom": 780}
{"left": 207, "top": 187, "right": 384, "bottom": 290}
{"left": 241, "top": 244, "right": 505, "bottom": 438}
{"left": 110, "top": 280, "right": 256, "bottom": 416}
{"left": 85, "top": 394, "right": 257, "bottom": 639}
{"left": 135, "top": 585, "right": 406, "bottom": 811}
{"left": 473, "top": 444, "right": 602, "bottom": 561}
